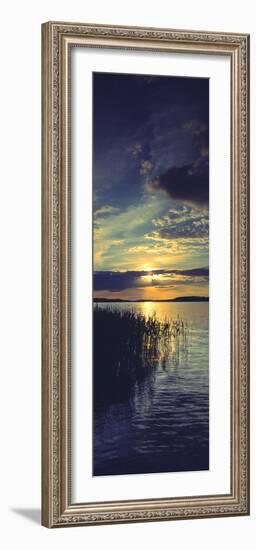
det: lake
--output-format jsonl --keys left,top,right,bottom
{"left": 93, "top": 301, "right": 209, "bottom": 476}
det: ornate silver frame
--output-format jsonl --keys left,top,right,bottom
{"left": 42, "top": 21, "right": 250, "bottom": 527}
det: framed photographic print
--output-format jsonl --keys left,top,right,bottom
{"left": 42, "top": 21, "right": 250, "bottom": 527}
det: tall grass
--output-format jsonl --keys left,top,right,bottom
{"left": 93, "top": 307, "right": 190, "bottom": 407}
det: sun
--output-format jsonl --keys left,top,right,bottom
{"left": 141, "top": 265, "right": 155, "bottom": 272}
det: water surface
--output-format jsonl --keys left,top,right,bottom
{"left": 93, "top": 301, "right": 209, "bottom": 476}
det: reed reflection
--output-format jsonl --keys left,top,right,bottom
{"left": 93, "top": 302, "right": 208, "bottom": 476}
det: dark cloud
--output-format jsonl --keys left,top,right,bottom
{"left": 178, "top": 267, "right": 208, "bottom": 277}
{"left": 182, "top": 120, "right": 209, "bottom": 162}
{"left": 94, "top": 267, "right": 208, "bottom": 291}
{"left": 182, "top": 120, "right": 207, "bottom": 136}
{"left": 149, "top": 220, "right": 208, "bottom": 241}
{"left": 94, "top": 271, "right": 139, "bottom": 291}
{"left": 151, "top": 164, "right": 209, "bottom": 206}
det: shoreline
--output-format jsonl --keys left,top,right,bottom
{"left": 94, "top": 297, "right": 209, "bottom": 304}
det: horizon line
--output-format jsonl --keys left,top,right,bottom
{"left": 93, "top": 296, "right": 209, "bottom": 303}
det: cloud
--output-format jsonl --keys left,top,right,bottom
{"left": 152, "top": 205, "right": 208, "bottom": 225}
{"left": 140, "top": 160, "right": 153, "bottom": 175}
{"left": 182, "top": 120, "right": 207, "bottom": 136}
{"left": 177, "top": 267, "right": 208, "bottom": 277}
{"left": 147, "top": 164, "right": 209, "bottom": 206}
{"left": 129, "top": 143, "right": 143, "bottom": 158}
{"left": 93, "top": 195, "right": 167, "bottom": 270}
{"left": 94, "top": 205, "right": 120, "bottom": 217}
{"left": 146, "top": 205, "right": 209, "bottom": 241}
{"left": 93, "top": 198, "right": 209, "bottom": 272}
{"left": 94, "top": 267, "right": 208, "bottom": 291}
{"left": 94, "top": 271, "right": 138, "bottom": 291}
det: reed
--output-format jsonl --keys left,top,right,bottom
{"left": 93, "top": 307, "right": 190, "bottom": 407}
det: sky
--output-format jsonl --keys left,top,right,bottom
{"left": 93, "top": 72, "right": 209, "bottom": 301}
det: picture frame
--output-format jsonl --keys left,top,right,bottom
{"left": 42, "top": 21, "right": 250, "bottom": 527}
